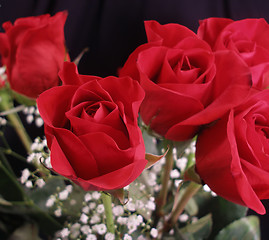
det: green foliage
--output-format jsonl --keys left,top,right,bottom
{"left": 215, "top": 216, "right": 260, "bottom": 240}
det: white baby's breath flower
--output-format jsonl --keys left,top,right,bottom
{"left": 93, "top": 223, "right": 107, "bottom": 235}
{"left": 145, "top": 200, "right": 156, "bottom": 211}
{"left": 54, "top": 207, "right": 62, "bottom": 217}
{"left": 80, "top": 213, "right": 89, "bottom": 224}
{"left": 150, "top": 228, "right": 158, "bottom": 238}
{"left": 65, "top": 184, "right": 73, "bottom": 193}
{"left": 92, "top": 191, "right": 101, "bottom": 200}
{"left": 105, "top": 232, "right": 115, "bottom": 240}
{"left": 112, "top": 205, "right": 124, "bottom": 216}
{"left": 82, "top": 205, "right": 90, "bottom": 214}
{"left": 123, "top": 234, "right": 132, "bottom": 240}
{"left": 80, "top": 225, "right": 91, "bottom": 235}
{"left": 174, "top": 179, "right": 183, "bottom": 188}
{"left": 25, "top": 180, "right": 33, "bottom": 188}
{"left": 70, "top": 223, "right": 80, "bottom": 239}
{"left": 20, "top": 168, "right": 30, "bottom": 184}
{"left": 59, "top": 190, "right": 69, "bottom": 200}
{"left": 46, "top": 195, "right": 56, "bottom": 207}
{"left": 179, "top": 213, "right": 189, "bottom": 222}
{"left": 0, "top": 117, "right": 7, "bottom": 126}
{"left": 90, "top": 214, "right": 100, "bottom": 224}
{"left": 27, "top": 153, "right": 35, "bottom": 163}
{"left": 89, "top": 202, "right": 96, "bottom": 210}
{"left": 35, "top": 117, "right": 44, "bottom": 127}
{"left": 60, "top": 228, "right": 70, "bottom": 238}
{"left": 36, "top": 179, "right": 45, "bottom": 188}
{"left": 203, "top": 184, "right": 211, "bottom": 192}
{"left": 176, "top": 157, "right": 188, "bottom": 171}
{"left": 170, "top": 169, "right": 180, "bottom": 179}
{"left": 84, "top": 193, "right": 92, "bottom": 202}
{"left": 86, "top": 234, "right": 97, "bottom": 240}
{"left": 28, "top": 106, "right": 35, "bottom": 114}
{"left": 117, "top": 216, "right": 128, "bottom": 225}
{"left": 26, "top": 115, "right": 34, "bottom": 124}
{"left": 96, "top": 204, "right": 105, "bottom": 214}
{"left": 125, "top": 201, "right": 136, "bottom": 212}
{"left": 45, "top": 157, "right": 52, "bottom": 168}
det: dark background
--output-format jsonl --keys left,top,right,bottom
{"left": 0, "top": 0, "right": 269, "bottom": 239}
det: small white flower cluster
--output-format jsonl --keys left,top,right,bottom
{"left": 20, "top": 167, "right": 46, "bottom": 189}
{"left": 20, "top": 137, "right": 50, "bottom": 189}
{"left": 45, "top": 184, "right": 74, "bottom": 218}
{"left": 53, "top": 188, "right": 159, "bottom": 240}
{"left": 27, "top": 137, "right": 51, "bottom": 167}
{"left": 23, "top": 105, "right": 44, "bottom": 127}
{"left": 0, "top": 116, "right": 7, "bottom": 126}
{"left": 45, "top": 139, "right": 217, "bottom": 240}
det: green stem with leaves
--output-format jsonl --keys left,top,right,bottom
{"left": 155, "top": 140, "right": 174, "bottom": 217}
{"left": 6, "top": 110, "right": 32, "bottom": 153}
{"left": 101, "top": 192, "right": 115, "bottom": 234}
{"left": 163, "top": 181, "right": 202, "bottom": 232}
{"left": 0, "top": 88, "right": 32, "bottom": 153}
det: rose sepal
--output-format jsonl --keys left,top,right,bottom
{"left": 183, "top": 164, "right": 203, "bottom": 185}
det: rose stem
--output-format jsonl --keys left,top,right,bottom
{"left": 155, "top": 140, "right": 174, "bottom": 220}
{"left": 5, "top": 111, "right": 32, "bottom": 153}
{"left": 101, "top": 192, "right": 115, "bottom": 234}
{"left": 163, "top": 181, "right": 201, "bottom": 232}
{"left": 0, "top": 90, "right": 32, "bottom": 153}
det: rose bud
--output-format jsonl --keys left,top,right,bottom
{"left": 0, "top": 11, "right": 68, "bottom": 99}
{"left": 37, "top": 62, "right": 147, "bottom": 191}
{"left": 198, "top": 17, "right": 269, "bottom": 89}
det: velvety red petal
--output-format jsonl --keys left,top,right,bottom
{"left": 59, "top": 61, "right": 100, "bottom": 86}
{"left": 79, "top": 132, "right": 143, "bottom": 175}
{"left": 145, "top": 20, "right": 197, "bottom": 47}
{"left": 53, "top": 128, "right": 100, "bottom": 180}
{"left": 37, "top": 85, "right": 77, "bottom": 128}
{"left": 98, "top": 76, "right": 145, "bottom": 121}
{"left": 75, "top": 159, "right": 147, "bottom": 191}
{"left": 197, "top": 17, "right": 234, "bottom": 48}
{"left": 140, "top": 74, "right": 204, "bottom": 137}
{"left": 227, "top": 110, "right": 266, "bottom": 214}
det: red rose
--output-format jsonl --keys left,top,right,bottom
{"left": 198, "top": 18, "right": 269, "bottom": 89}
{"left": 120, "top": 21, "right": 251, "bottom": 141}
{"left": 0, "top": 11, "right": 68, "bottom": 99}
{"left": 196, "top": 89, "right": 269, "bottom": 214}
{"left": 37, "top": 62, "right": 147, "bottom": 191}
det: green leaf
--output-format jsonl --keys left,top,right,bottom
{"left": 0, "top": 163, "right": 25, "bottom": 201}
{"left": 27, "top": 177, "right": 66, "bottom": 211}
{"left": 179, "top": 213, "right": 212, "bottom": 240}
{"left": 215, "top": 216, "right": 260, "bottom": 240}
{"left": 142, "top": 131, "right": 159, "bottom": 155}
{"left": 209, "top": 197, "right": 248, "bottom": 238}
{"left": 0, "top": 195, "right": 12, "bottom": 206}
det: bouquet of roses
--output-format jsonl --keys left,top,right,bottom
{"left": 0, "top": 11, "right": 267, "bottom": 240}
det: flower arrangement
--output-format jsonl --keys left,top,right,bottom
{"left": 0, "top": 11, "right": 267, "bottom": 240}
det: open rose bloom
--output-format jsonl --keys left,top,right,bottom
{"left": 37, "top": 62, "right": 147, "bottom": 191}
{"left": 198, "top": 17, "right": 269, "bottom": 89}
{"left": 0, "top": 11, "right": 68, "bottom": 99}
{"left": 196, "top": 90, "right": 269, "bottom": 214}
{"left": 120, "top": 20, "right": 252, "bottom": 141}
